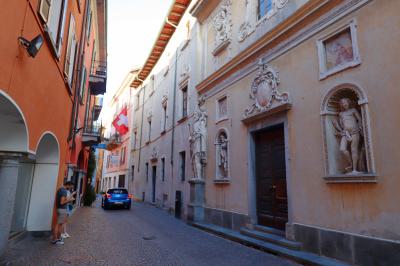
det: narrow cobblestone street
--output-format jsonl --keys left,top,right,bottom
{"left": 2, "top": 200, "right": 299, "bottom": 266}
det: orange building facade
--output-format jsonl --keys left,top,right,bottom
{"left": 0, "top": 0, "right": 107, "bottom": 256}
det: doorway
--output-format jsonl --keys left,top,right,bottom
{"left": 152, "top": 166, "right": 156, "bottom": 203}
{"left": 118, "top": 174, "right": 125, "bottom": 188}
{"left": 175, "top": 191, "right": 182, "bottom": 219}
{"left": 254, "top": 124, "right": 288, "bottom": 230}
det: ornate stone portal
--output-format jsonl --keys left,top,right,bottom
{"left": 321, "top": 84, "right": 376, "bottom": 182}
{"left": 242, "top": 60, "right": 291, "bottom": 123}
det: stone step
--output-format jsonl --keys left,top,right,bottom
{"left": 240, "top": 227, "right": 302, "bottom": 250}
{"left": 190, "top": 222, "right": 349, "bottom": 266}
{"left": 249, "top": 224, "right": 286, "bottom": 237}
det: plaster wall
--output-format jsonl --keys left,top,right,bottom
{"left": 202, "top": 0, "right": 400, "bottom": 241}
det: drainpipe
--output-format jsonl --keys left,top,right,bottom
{"left": 137, "top": 85, "right": 145, "bottom": 174}
{"left": 170, "top": 47, "right": 178, "bottom": 203}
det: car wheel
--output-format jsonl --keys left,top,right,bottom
{"left": 126, "top": 204, "right": 131, "bottom": 210}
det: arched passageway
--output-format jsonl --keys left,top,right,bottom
{"left": 0, "top": 91, "right": 29, "bottom": 255}
{"left": 27, "top": 133, "right": 60, "bottom": 232}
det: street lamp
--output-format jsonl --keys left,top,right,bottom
{"left": 18, "top": 34, "right": 44, "bottom": 58}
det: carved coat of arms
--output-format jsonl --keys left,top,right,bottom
{"left": 243, "top": 60, "right": 290, "bottom": 119}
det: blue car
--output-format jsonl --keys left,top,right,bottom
{"left": 102, "top": 188, "right": 131, "bottom": 210}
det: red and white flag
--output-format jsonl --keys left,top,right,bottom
{"left": 112, "top": 107, "right": 129, "bottom": 135}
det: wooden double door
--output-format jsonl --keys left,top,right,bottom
{"left": 254, "top": 125, "right": 288, "bottom": 230}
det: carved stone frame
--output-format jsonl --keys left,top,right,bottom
{"left": 321, "top": 83, "right": 377, "bottom": 183}
{"left": 317, "top": 19, "right": 361, "bottom": 80}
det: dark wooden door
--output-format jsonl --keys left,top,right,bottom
{"left": 152, "top": 166, "right": 156, "bottom": 203}
{"left": 255, "top": 125, "right": 288, "bottom": 230}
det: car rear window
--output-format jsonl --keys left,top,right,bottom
{"left": 108, "top": 189, "right": 128, "bottom": 194}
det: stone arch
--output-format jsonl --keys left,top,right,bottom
{"left": 321, "top": 83, "right": 375, "bottom": 182}
{"left": 27, "top": 132, "right": 60, "bottom": 231}
{"left": 0, "top": 90, "right": 29, "bottom": 153}
{"left": 215, "top": 128, "right": 230, "bottom": 180}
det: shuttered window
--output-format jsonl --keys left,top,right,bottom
{"left": 64, "top": 14, "right": 77, "bottom": 87}
{"left": 38, "top": 0, "right": 68, "bottom": 57}
{"left": 39, "top": 0, "right": 51, "bottom": 22}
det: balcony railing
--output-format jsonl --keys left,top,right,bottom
{"left": 89, "top": 60, "right": 107, "bottom": 95}
{"left": 82, "top": 121, "right": 103, "bottom": 146}
{"left": 105, "top": 133, "right": 121, "bottom": 151}
{"left": 93, "top": 96, "right": 103, "bottom": 121}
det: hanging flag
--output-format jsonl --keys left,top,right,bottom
{"left": 112, "top": 107, "right": 129, "bottom": 135}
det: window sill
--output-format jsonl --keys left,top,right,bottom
{"left": 213, "top": 178, "right": 231, "bottom": 184}
{"left": 324, "top": 173, "right": 377, "bottom": 184}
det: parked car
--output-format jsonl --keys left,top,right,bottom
{"left": 102, "top": 188, "right": 131, "bottom": 210}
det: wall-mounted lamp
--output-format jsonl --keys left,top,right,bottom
{"left": 18, "top": 34, "right": 44, "bottom": 58}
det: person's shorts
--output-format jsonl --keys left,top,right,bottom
{"left": 57, "top": 209, "right": 68, "bottom": 224}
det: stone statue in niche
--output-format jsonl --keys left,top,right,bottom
{"left": 189, "top": 98, "right": 207, "bottom": 179}
{"left": 332, "top": 98, "right": 365, "bottom": 174}
{"left": 217, "top": 132, "right": 228, "bottom": 178}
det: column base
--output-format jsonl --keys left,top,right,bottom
{"left": 188, "top": 178, "right": 205, "bottom": 222}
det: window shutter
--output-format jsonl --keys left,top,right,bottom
{"left": 39, "top": 0, "right": 52, "bottom": 22}
{"left": 56, "top": 0, "right": 69, "bottom": 53}
{"left": 64, "top": 15, "right": 75, "bottom": 76}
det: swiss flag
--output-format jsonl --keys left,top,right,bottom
{"left": 112, "top": 107, "right": 129, "bottom": 135}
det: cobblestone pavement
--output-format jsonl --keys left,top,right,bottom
{"left": 2, "top": 200, "right": 300, "bottom": 266}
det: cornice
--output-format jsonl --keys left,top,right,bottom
{"left": 196, "top": 0, "right": 338, "bottom": 94}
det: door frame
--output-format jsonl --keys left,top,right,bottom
{"left": 247, "top": 114, "right": 293, "bottom": 232}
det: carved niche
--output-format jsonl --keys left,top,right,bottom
{"left": 215, "top": 129, "right": 229, "bottom": 182}
{"left": 212, "top": 0, "right": 232, "bottom": 56}
{"left": 321, "top": 84, "right": 376, "bottom": 183}
{"left": 242, "top": 60, "right": 291, "bottom": 122}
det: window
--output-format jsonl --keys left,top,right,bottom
{"left": 258, "top": 0, "right": 273, "bottom": 19}
{"left": 64, "top": 14, "right": 77, "bottom": 88}
{"left": 179, "top": 151, "right": 186, "bottom": 181}
{"left": 85, "top": 2, "right": 92, "bottom": 41}
{"left": 106, "top": 155, "right": 110, "bottom": 168}
{"left": 181, "top": 85, "right": 188, "bottom": 118}
{"left": 145, "top": 163, "right": 149, "bottom": 182}
{"left": 131, "top": 165, "right": 135, "bottom": 181}
{"left": 38, "top": 0, "right": 68, "bottom": 56}
{"left": 133, "top": 131, "right": 137, "bottom": 149}
{"left": 120, "top": 147, "right": 126, "bottom": 165}
{"left": 161, "top": 158, "right": 165, "bottom": 181}
{"left": 217, "top": 96, "right": 228, "bottom": 121}
{"left": 147, "top": 120, "right": 152, "bottom": 143}
{"left": 162, "top": 104, "right": 167, "bottom": 132}
{"left": 79, "top": 65, "right": 87, "bottom": 103}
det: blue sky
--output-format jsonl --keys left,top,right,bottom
{"left": 105, "top": 0, "right": 174, "bottom": 105}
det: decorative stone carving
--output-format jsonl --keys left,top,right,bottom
{"left": 242, "top": 60, "right": 291, "bottom": 121}
{"left": 189, "top": 97, "right": 207, "bottom": 179}
{"left": 332, "top": 98, "right": 364, "bottom": 174}
{"left": 179, "top": 64, "right": 190, "bottom": 85}
{"left": 321, "top": 84, "right": 376, "bottom": 182}
{"left": 215, "top": 130, "right": 228, "bottom": 179}
{"left": 150, "top": 147, "right": 158, "bottom": 163}
{"left": 238, "top": 0, "right": 255, "bottom": 42}
{"left": 212, "top": 0, "right": 232, "bottom": 56}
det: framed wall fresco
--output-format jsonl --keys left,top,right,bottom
{"left": 317, "top": 19, "right": 361, "bottom": 80}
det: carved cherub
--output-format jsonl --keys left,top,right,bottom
{"left": 332, "top": 98, "right": 363, "bottom": 174}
